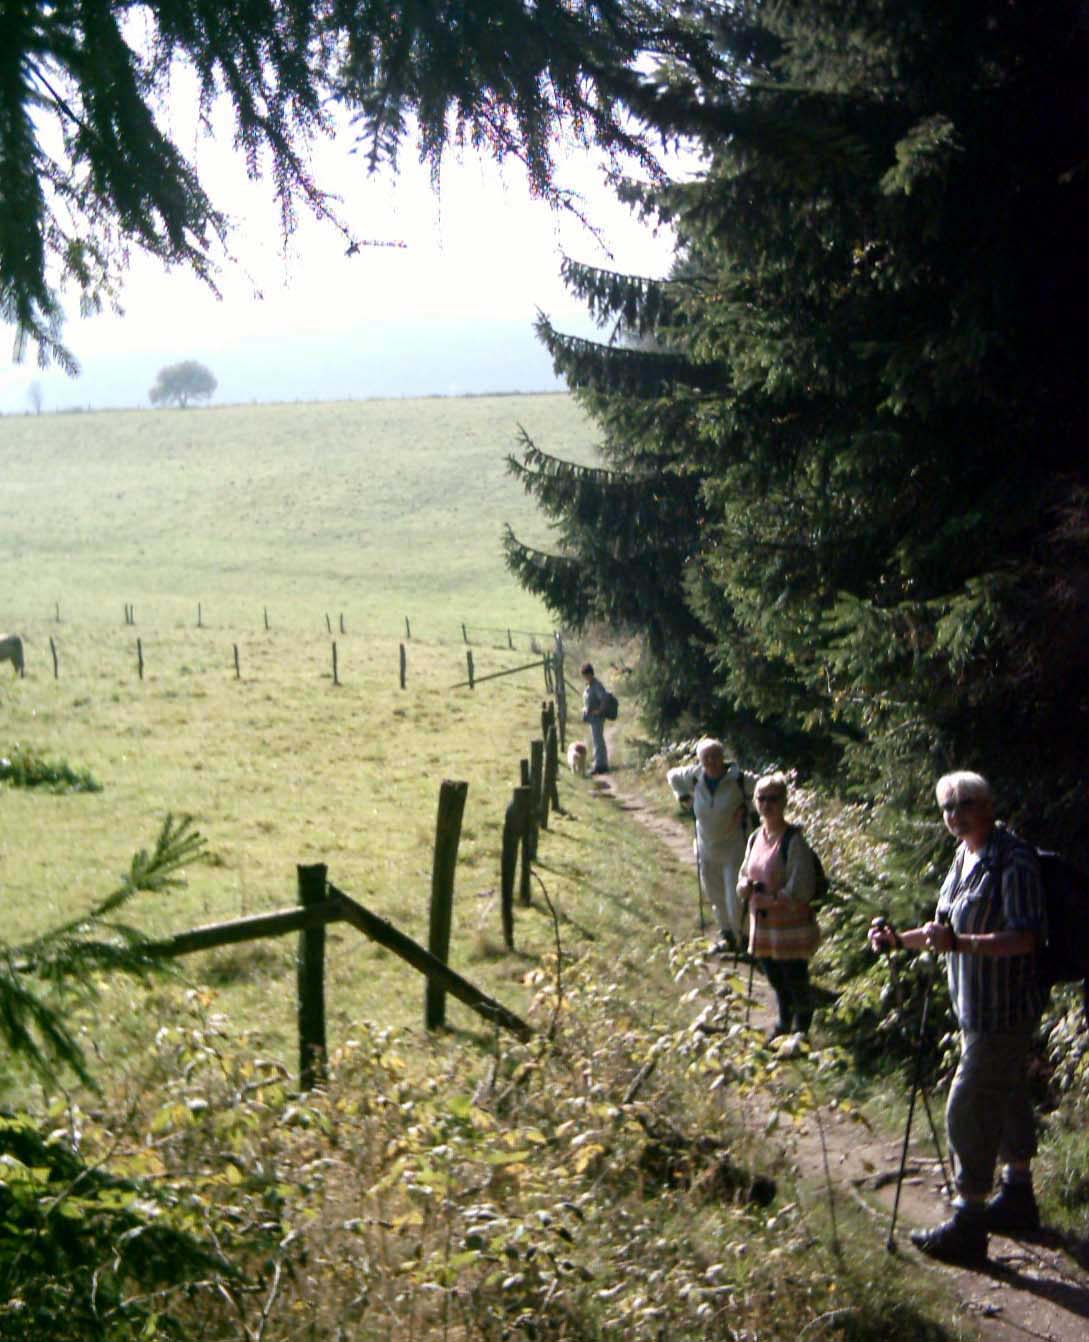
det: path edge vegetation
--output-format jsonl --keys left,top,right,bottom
{"left": 3, "top": 726, "right": 1087, "bottom": 1341}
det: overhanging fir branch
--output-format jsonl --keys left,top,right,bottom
{"left": 503, "top": 526, "right": 593, "bottom": 627}
{"left": 558, "top": 257, "right": 680, "bottom": 336}
{"left": 535, "top": 315, "right": 724, "bottom": 395}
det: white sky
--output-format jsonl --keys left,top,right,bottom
{"left": 0, "top": 98, "right": 685, "bottom": 413}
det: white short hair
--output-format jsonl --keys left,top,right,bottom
{"left": 935, "top": 771, "right": 993, "bottom": 805}
{"left": 696, "top": 737, "right": 725, "bottom": 762}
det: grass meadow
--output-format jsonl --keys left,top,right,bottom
{"left": 0, "top": 393, "right": 694, "bottom": 1080}
{"left": 2, "top": 397, "right": 1013, "bottom": 1342}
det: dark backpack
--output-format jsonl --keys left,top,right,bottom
{"left": 1035, "top": 850, "right": 1089, "bottom": 1008}
{"left": 602, "top": 690, "right": 619, "bottom": 721}
{"left": 993, "top": 841, "right": 1089, "bottom": 1014}
{"left": 781, "top": 824, "right": 830, "bottom": 907}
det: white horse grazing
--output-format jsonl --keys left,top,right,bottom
{"left": 0, "top": 634, "right": 25, "bottom": 677}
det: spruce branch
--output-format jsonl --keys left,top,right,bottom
{"left": 1, "top": 815, "right": 207, "bottom": 1085}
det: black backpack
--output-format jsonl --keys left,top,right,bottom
{"left": 994, "top": 840, "right": 1089, "bottom": 1015}
{"left": 781, "top": 824, "right": 830, "bottom": 907}
{"left": 1035, "top": 850, "right": 1089, "bottom": 1010}
{"left": 602, "top": 690, "right": 619, "bottom": 721}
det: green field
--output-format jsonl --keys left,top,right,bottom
{"left": 0, "top": 394, "right": 593, "bottom": 632}
{"left": 0, "top": 394, "right": 686, "bottom": 1077}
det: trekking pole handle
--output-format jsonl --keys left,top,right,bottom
{"left": 870, "top": 916, "right": 903, "bottom": 952}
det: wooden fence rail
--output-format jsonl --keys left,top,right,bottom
{"left": 143, "top": 863, "right": 532, "bottom": 1090}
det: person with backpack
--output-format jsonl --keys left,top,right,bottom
{"left": 668, "top": 739, "right": 757, "bottom": 953}
{"left": 579, "top": 661, "right": 611, "bottom": 775}
{"left": 737, "top": 772, "right": 821, "bottom": 1037}
{"left": 868, "top": 769, "right": 1046, "bottom": 1267}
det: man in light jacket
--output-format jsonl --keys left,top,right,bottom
{"left": 668, "top": 738, "right": 757, "bottom": 952}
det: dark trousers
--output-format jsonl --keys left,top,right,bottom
{"left": 761, "top": 958, "right": 813, "bottom": 1033}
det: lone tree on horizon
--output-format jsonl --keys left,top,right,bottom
{"left": 149, "top": 360, "right": 217, "bottom": 409}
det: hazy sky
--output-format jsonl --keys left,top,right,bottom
{"left": 0, "top": 105, "right": 682, "bottom": 415}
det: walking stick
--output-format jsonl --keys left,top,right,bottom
{"left": 693, "top": 817, "right": 706, "bottom": 935}
{"left": 886, "top": 943, "right": 940, "bottom": 1253}
{"left": 745, "top": 902, "right": 763, "bottom": 1026}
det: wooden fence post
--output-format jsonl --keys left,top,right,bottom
{"left": 507, "top": 627, "right": 513, "bottom": 649}
{"left": 544, "top": 720, "right": 559, "bottom": 822}
{"left": 233, "top": 644, "right": 240, "bottom": 679}
{"left": 54, "top": 602, "right": 60, "bottom": 623}
{"left": 500, "top": 792, "right": 520, "bottom": 949}
{"left": 425, "top": 779, "right": 469, "bottom": 1031}
{"left": 339, "top": 613, "right": 346, "bottom": 635}
{"left": 466, "top": 649, "right": 474, "bottom": 689}
{"left": 399, "top": 642, "right": 407, "bottom": 689}
{"left": 264, "top": 606, "right": 270, "bottom": 631}
{"left": 197, "top": 602, "right": 203, "bottom": 628}
{"left": 462, "top": 623, "right": 469, "bottom": 644}
{"left": 325, "top": 613, "right": 332, "bottom": 633}
{"left": 542, "top": 653, "right": 553, "bottom": 692}
{"left": 296, "top": 863, "right": 328, "bottom": 1090}
{"left": 528, "top": 740, "right": 544, "bottom": 856}
{"left": 405, "top": 616, "right": 411, "bottom": 639}
{"left": 517, "top": 784, "right": 533, "bottom": 906}
{"left": 136, "top": 637, "right": 144, "bottom": 680}
{"left": 331, "top": 642, "right": 340, "bottom": 686}
{"left": 49, "top": 636, "right": 58, "bottom": 679}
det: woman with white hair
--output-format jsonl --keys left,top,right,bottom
{"left": 869, "top": 770, "right": 1046, "bottom": 1267}
{"left": 668, "top": 738, "right": 756, "bottom": 952}
{"left": 737, "top": 772, "right": 820, "bottom": 1037}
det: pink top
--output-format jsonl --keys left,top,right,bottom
{"left": 746, "top": 828, "right": 785, "bottom": 897}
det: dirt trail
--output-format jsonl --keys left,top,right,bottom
{"left": 587, "top": 761, "right": 1089, "bottom": 1342}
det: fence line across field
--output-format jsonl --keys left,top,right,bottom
{"left": 35, "top": 601, "right": 553, "bottom": 652}
{"left": 10, "top": 627, "right": 569, "bottom": 697}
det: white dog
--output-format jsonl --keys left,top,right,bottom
{"left": 567, "top": 741, "right": 588, "bottom": 776}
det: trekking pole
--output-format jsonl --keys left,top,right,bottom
{"left": 693, "top": 813, "right": 706, "bottom": 935}
{"left": 874, "top": 919, "right": 953, "bottom": 1204}
{"left": 745, "top": 899, "right": 764, "bottom": 1026}
{"left": 886, "top": 941, "right": 940, "bottom": 1253}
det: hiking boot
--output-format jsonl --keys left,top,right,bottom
{"left": 910, "top": 1212, "right": 987, "bottom": 1267}
{"left": 982, "top": 1181, "right": 1040, "bottom": 1234}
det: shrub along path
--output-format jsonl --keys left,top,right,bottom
{"left": 586, "top": 761, "right": 1089, "bottom": 1342}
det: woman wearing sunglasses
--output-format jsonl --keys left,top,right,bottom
{"left": 868, "top": 770, "right": 1045, "bottom": 1267}
{"left": 737, "top": 772, "right": 820, "bottom": 1039}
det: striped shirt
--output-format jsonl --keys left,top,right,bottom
{"left": 936, "top": 824, "right": 1046, "bottom": 1031}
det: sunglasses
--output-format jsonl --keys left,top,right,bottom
{"left": 940, "top": 798, "right": 979, "bottom": 814}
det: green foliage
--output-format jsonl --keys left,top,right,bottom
{"left": 507, "top": 0, "right": 1089, "bottom": 856}
{"left": 148, "top": 360, "right": 217, "bottom": 408}
{"left": 3, "top": 0, "right": 723, "bottom": 368}
{"left": 0, "top": 746, "right": 101, "bottom": 793}
{"left": 1, "top": 960, "right": 960, "bottom": 1342}
{"left": 0, "top": 815, "right": 205, "bottom": 1087}
{"left": 0, "top": 1111, "right": 241, "bottom": 1342}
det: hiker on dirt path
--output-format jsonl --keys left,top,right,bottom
{"left": 737, "top": 772, "right": 820, "bottom": 1036}
{"left": 580, "top": 661, "right": 611, "bottom": 776}
{"left": 868, "top": 769, "right": 1046, "bottom": 1267}
{"left": 668, "top": 738, "right": 756, "bottom": 953}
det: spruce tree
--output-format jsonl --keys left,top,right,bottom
{"left": 505, "top": 0, "right": 1089, "bottom": 846}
